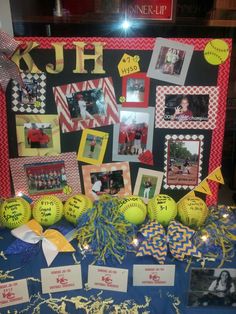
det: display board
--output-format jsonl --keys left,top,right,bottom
{"left": 0, "top": 37, "right": 231, "bottom": 204}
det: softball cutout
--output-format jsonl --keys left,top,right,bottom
{"left": 64, "top": 194, "right": 93, "bottom": 225}
{"left": 0, "top": 197, "right": 31, "bottom": 229}
{"left": 148, "top": 194, "right": 177, "bottom": 227}
{"left": 32, "top": 195, "right": 63, "bottom": 226}
{"left": 118, "top": 196, "right": 147, "bottom": 225}
{"left": 177, "top": 196, "right": 209, "bottom": 228}
{"left": 204, "top": 39, "right": 229, "bottom": 65}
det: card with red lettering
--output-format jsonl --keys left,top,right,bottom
{"left": 133, "top": 265, "right": 175, "bottom": 286}
{"left": 0, "top": 279, "right": 29, "bottom": 309}
{"left": 41, "top": 265, "right": 82, "bottom": 294}
{"left": 88, "top": 265, "right": 128, "bottom": 292}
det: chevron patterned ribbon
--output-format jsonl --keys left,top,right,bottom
{"left": 137, "top": 221, "right": 201, "bottom": 264}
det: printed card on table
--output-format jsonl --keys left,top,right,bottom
{"left": 41, "top": 265, "right": 82, "bottom": 294}
{"left": 0, "top": 279, "right": 29, "bottom": 308}
{"left": 133, "top": 265, "right": 175, "bottom": 286}
{"left": 88, "top": 265, "right": 128, "bottom": 292}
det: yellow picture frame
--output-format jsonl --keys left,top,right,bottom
{"left": 77, "top": 129, "right": 109, "bottom": 165}
{"left": 16, "top": 115, "right": 61, "bottom": 157}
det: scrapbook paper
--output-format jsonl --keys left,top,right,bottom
{"left": 41, "top": 265, "right": 82, "bottom": 294}
{"left": 0, "top": 279, "right": 29, "bottom": 308}
{"left": 12, "top": 72, "right": 46, "bottom": 114}
{"left": 53, "top": 77, "right": 119, "bottom": 133}
{"left": 164, "top": 134, "right": 204, "bottom": 190}
{"left": 118, "top": 53, "right": 140, "bottom": 77}
{"left": 133, "top": 265, "right": 175, "bottom": 286}
{"left": 88, "top": 265, "right": 128, "bottom": 292}
{"left": 82, "top": 162, "right": 132, "bottom": 200}
{"left": 155, "top": 86, "right": 219, "bottom": 129}
{"left": 147, "top": 38, "right": 194, "bottom": 85}
{"left": 10, "top": 152, "right": 81, "bottom": 201}
{"left": 15, "top": 114, "right": 60, "bottom": 157}
{"left": 77, "top": 129, "right": 109, "bottom": 165}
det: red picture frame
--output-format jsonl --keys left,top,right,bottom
{"left": 122, "top": 73, "right": 150, "bottom": 108}
{"left": 0, "top": 37, "right": 232, "bottom": 206}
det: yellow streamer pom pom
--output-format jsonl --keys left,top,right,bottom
{"left": 148, "top": 194, "right": 177, "bottom": 226}
{"left": 204, "top": 39, "right": 229, "bottom": 65}
{"left": 0, "top": 197, "right": 31, "bottom": 229}
{"left": 177, "top": 196, "right": 209, "bottom": 228}
{"left": 64, "top": 194, "right": 93, "bottom": 225}
{"left": 32, "top": 195, "right": 63, "bottom": 226}
{"left": 118, "top": 196, "right": 147, "bottom": 225}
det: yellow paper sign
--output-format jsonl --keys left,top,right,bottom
{"left": 207, "top": 166, "right": 224, "bottom": 184}
{"left": 118, "top": 53, "right": 140, "bottom": 77}
{"left": 194, "top": 180, "right": 212, "bottom": 196}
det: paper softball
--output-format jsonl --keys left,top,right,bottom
{"left": 75, "top": 195, "right": 137, "bottom": 264}
{"left": 32, "top": 195, "right": 64, "bottom": 226}
{"left": 148, "top": 194, "right": 177, "bottom": 226}
{"left": 0, "top": 197, "right": 31, "bottom": 229}
{"left": 137, "top": 220, "right": 201, "bottom": 264}
{"left": 5, "top": 219, "right": 75, "bottom": 266}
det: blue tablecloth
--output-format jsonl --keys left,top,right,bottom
{"left": 0, "top": 225, "right": 236, "bottom": 314}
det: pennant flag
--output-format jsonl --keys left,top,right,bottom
{"left": 194, "top": 180, "right": 212, "bottom": 196}
{"left": 207, "top": 167, "right": 224, "bottom": 184}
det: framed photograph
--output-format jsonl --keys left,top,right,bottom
{"left": 15, "top": 115, "right": 60, "bottom": 156}
{"left": 82, "top": 162, "right": 132, "bottom": 200}
{"left": 112, "top": 106, "right": 154, "bottom": 162}
{"left": 164, "top": 134, "right": 204, "bottom": 190}
{"left": 122, "top": 73, "right": 150, "bottom": 107}
{"left": 133, "top": 168, "right": 164, "bottom": 203}
{"left": 11, "top": 72, "right": 46, "bottom": 114}
{"left": 10, "top": 153, "right": 81, "bottom": 201}
{"left": 155, "top": 86, "right": 219, "bottom": 129}
{"left": 147, "top": 38, "right": 194, "bottom": 85}
{"left": 188, "top": 268, "right": 236, "bottom": 307}
{"left": 53, "top": 77, "right": 119, "bottom": 133}
{"left": 77, "top": 129, "right": 109, "bottom": 165}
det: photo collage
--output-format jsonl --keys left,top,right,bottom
{"left": 9, "top": 37, "right": 220, "bottom": 201}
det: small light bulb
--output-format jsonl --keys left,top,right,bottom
{"left": 17, "top": 192, "right": 23, "bottom": 197}
{"left": 121, "top": 20, "right": 131, "bottom": 30}
{"left": 83, "top": 244, "right": 90, "bottom": 251}
{"left": 201, "top": 235, "right": 208, "bottom": 242}
{"left": 222, "top": 213, "right": 229, "bottom": 218}
{"left": 132, "top": 238, "right": 139, "bottom": 247}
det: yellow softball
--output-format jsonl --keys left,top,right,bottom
{"left": 148, "top": 194, "right": 177, "bottom": 226}
{"left": 64, "top": 194, "right": 93, "bottom": 225}
{"left": 177, "top": 196, "right": 209, "bottom": 228}
{"left": 118, "top": 196, "right": 147, "bottom": 225}
{"left": 0, "top": 197, "right": 31, "bottom": 229}
{"left": 204, "top": 39, "right": 229, "bottom": 65}
{"left": 32, "top": 195, "right": 63, "bottom": 226}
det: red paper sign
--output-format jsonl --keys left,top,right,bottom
{"left": 127, "top": 0, "right": 175, "bottom": 21}
{"left": 138, "top": 150, "right": 154, "bottom": 166}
